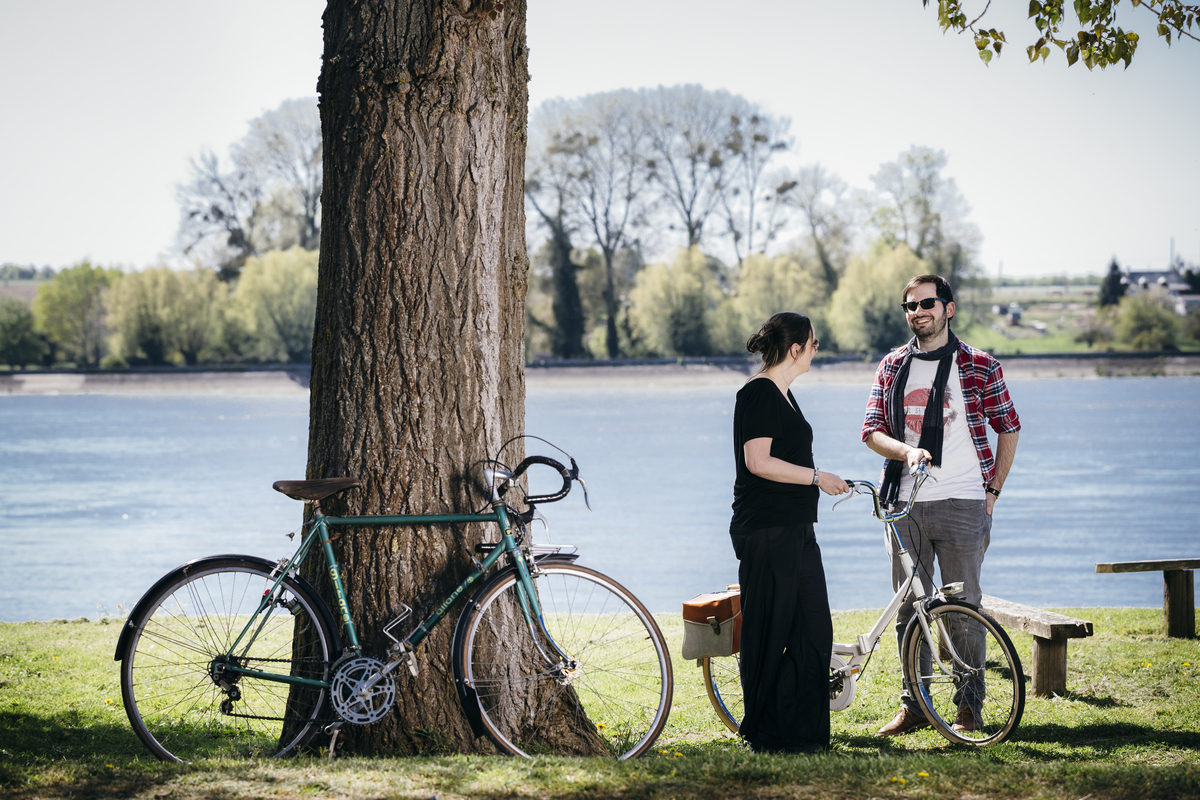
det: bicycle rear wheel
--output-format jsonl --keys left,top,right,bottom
{"left": 701, "top": 653, "right": 853, "bottom": 733}
{"left": 904, "top": 601, "right": 1025, "bottom": 745}
{"left": 700, "top": 654, "right": 742, "bottom": 733}
{"left": 457, "top": 563, "right": 672, "bottom": 759}
{"left": 118, "top": 557, "right": 337, "bottom": 761}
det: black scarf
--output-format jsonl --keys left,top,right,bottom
{"left": 880, "top": 331, "right": 959, "bottom": 507}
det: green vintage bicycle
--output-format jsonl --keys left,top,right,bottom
{"left": 114, "top": 441, "right": 673, "bottom": 762}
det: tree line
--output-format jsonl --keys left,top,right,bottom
{"left": 4, "top": 85, "right": 1197, "bottom": 371}
{"left": 522, "top": 85, "right": 983, "bottom": 359}
{"left": 0, "top": 248, "right": 316, "bottom": 369}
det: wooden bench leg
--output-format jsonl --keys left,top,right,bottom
{"left": 1031, "top": 634, "right": 1068, "bottom": 697}
{"left": 1163, "top": 569, "right": 1195, "bottom": 639}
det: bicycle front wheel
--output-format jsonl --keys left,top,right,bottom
{"left": 904, "top": 601, "right": 1025, "bottom": 746}
{"left": 700, "top": 654, "right": 742, "bottom": 733}
{"left": 457, "top": 562, "right": 673, "bottom": 759}
{"left": 118, "top": 557, "right": 337, "bottom": 762}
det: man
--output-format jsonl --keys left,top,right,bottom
{"left": 861, "top": 274, "right": 1020, "bottom": 737}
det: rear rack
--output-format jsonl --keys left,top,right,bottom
{"left": 475, "top": 542, "right": 580, "bottom": 561}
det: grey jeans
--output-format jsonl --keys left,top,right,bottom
{"left": 886, "top": 498, "right": 991, "bottom": 711}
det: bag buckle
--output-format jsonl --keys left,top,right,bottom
{"left": 707, "top": 615, "right": 721, "bottom": 635}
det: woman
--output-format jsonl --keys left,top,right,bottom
{"left": 731, "top": 311, "right": 849, "bottom": 754}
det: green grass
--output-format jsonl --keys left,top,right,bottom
{"left": 3, "top": 608, "right": 1198, "bottom": 799}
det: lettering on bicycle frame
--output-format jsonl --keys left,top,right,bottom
{"left": 329, "top": 565, "right": 352, "bottom": 624}
{"left": 435, "top": 583, "right": 465, "bottom": 619}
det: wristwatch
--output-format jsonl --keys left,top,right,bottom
{"left": 985, "top": 486, "right": 1001, "bottom": 498}
{"left": 812, "top": 468, "right": 821, "bottom": 487}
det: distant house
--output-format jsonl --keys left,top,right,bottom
{"left": 1176, "top": 294, "right": 1200, "bottom": 316}
{"left": 1121, "top": 268, "right": 1196, "bottom": 316}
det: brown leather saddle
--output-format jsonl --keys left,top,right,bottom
{"left": 271, "top": 477, "right": 361, "bottom": 502}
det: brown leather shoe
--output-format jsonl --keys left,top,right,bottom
{"left": 874, "top": 706, "right": 930, "bottom": 737}
{"left": 951, "top": 705, "right": 981, "bottom": 733}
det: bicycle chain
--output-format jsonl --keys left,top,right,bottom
{"left": 217, "top": 657, "right": 333, "bottom": 723}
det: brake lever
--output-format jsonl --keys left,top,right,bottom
{"left": 531, "top": 507, "right": 550, "bottom": 540}
{"left": 832, "top": 482, "right": 860, "bottom": 512}
{"left": 569, "top": 457, "right": 592, "bottom": 511}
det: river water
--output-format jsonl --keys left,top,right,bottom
{"left": 1, "top": 376, "right": 1197, "bottom": 620}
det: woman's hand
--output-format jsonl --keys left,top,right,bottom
{"left": 818, "top": 471, "right": 849, "bottom": 496}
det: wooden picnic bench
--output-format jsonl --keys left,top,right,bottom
{"left": 980, "top": 594, "right": 1093, "bottom": 698}
{"left": 1096, "top": 558, "right": 1200, "bottom": 639}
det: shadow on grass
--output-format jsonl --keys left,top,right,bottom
{"left": 1010, "top": 721, "right": 1200, "bottom": 757}
{"left": 0, "top": 712, "right": 172, "bottom": 798}
{"left": 834, "top": 721, "right": 1200, "bottom": 759}
{"left": 1054, "top": 690, "right": 1128, "bottom": 708}
{"left": 0, "top": 710, "right": 148, "bottom": 763}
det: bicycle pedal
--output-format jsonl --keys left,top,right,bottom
{"left": 326, "top": 726, "right": 342, "bottom": 759}
{"left": 404, "top": 649, "right": 419, "bottom": 677}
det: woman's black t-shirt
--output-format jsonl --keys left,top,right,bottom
{"left": 730, "top": 377, "right": 819, "bottom": 532}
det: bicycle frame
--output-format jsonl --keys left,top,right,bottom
{"left": 830, "top": 472, "right": 966, "bottom": 684}
{"left": 830, "top": 510, "right": 928, "bottom": 670}
{"left": 219, "top": 501, "right": 554, "bottom": 691}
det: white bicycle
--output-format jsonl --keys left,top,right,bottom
{"left": 701, "top": 466, "right": 1025, "bottom": 746}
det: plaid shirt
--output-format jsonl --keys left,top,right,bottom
{"left": 861, "top": 338, "right": 1021, "bottom": 483}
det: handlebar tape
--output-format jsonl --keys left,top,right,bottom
{"left": 511, "top": 455, "right": 572, "bottom": 505}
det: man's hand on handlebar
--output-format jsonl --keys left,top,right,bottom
{"left": 906, "top": 447, "right": 932, "bottom": 471}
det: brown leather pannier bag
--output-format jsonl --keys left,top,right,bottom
{"left": 681, "top": 584, "right": 741, "bottom": 660}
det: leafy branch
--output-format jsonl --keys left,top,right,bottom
{"left": 924, "top": 0, "right": 1199, "bottom": 68}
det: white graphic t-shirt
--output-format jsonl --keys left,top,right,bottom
{"left": 896, "top": 356, "right": 985, "bottom": 502}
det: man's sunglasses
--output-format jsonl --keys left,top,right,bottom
{"left": 900, "top": 297, "right": 949, "bottom": 313}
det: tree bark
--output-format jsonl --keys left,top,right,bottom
{"left": 303, "top": 0, "right": 529, "bottom": 754}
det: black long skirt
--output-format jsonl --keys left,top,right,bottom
{"left": 730, "top": 523, "right": 832, "bottom": 753}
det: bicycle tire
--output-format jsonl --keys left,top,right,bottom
{"left": 118, "top": 556, "right": 338, "bottom": 762}
{"left": 700, "top": 654, "right": 742, "bottom": 733}
{"left": 903, "top": 601, "right": 1025, "bottom": 746}
{"left": 456, "top": 562, "right": 673, "bottom": 759}
{"left": 700, "top": 652, "right": 854, "bottom": 733}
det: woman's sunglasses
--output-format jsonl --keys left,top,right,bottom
{"left": 900, "top": 297, "right": 949, "bottom": 313}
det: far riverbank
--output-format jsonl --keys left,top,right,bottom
{"left": 1, "top": 352, "right": 1198, "bottom": 395}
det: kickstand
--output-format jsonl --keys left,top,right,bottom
{"left": 325, "top": 722, "right": 344, "bottom": 759}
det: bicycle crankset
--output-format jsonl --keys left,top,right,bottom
{"left": 330, "top": 657, "right": 397, "bottom": 725}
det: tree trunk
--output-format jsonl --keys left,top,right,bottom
{"left": 548, "top": 223, "right": 586, "bottom": 358}
{"left": 602, "top": 248, "right": 620, "bottom": 358}
{"left": 302, "top": 0, "right": 530, "bottom": 755}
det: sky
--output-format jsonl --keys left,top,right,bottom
{"left": 1, "top": 0, "right": 1197, "bottom": 278}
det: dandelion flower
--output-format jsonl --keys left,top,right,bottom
{"left": 918, "top": 771, "right": 929, "bottom": 777}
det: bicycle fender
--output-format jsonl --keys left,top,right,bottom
{"left": 449, "top": 554, "right": 582, "bottom": 738}
{"left": 925, "top": 596, "right": 980, "bottom": 613}
{"left": 113, "top": 554, "right": 342, "bottom": 661}
{"left": 450, "top": 566, "right": 516, "bottom": 738}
